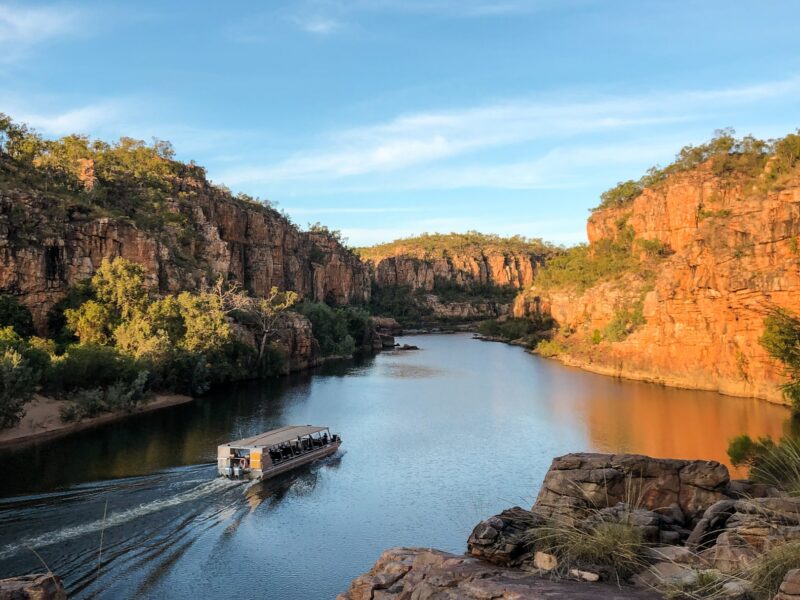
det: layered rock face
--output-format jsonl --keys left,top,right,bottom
{"left": 0, "top": 186, "right": 370, "bottom": 333}
{"left": 361, "top": 236, "right": 550, "bottom": 321}
{"left": 366, "top": 249, "right": 538, "bottom": 292}
{"left": 516, "top": 164, "right": 800, "bottom": 402}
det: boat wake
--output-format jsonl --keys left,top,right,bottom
{"left": 0, "top": 476, "right": 241, "bottom": 561}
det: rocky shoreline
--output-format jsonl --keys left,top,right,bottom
{"left": 338, "top": 452, "right": 800, "bottom": 599}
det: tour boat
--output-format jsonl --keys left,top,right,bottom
{"left": 217, "top": 425, "right": 341, "bottom": 480}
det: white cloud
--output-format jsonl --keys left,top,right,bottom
{"left": 0, "top": 4, "right": 78, "bottom": 62}
{"left": 218, "top": 75, "right": 800, "bottom": 189}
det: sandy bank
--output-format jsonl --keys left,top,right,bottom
{"left": 0, "top": 393, "right": 193, "bottom": 449}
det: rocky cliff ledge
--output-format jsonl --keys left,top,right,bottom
{"left": 339, "top": 452, "right": 798, "bottom": 599}
{"left": 514, "top": 161, "right": 800, "bottom": 403}
{"left": 0, "top": 185, "right": 370, "bottom": 333}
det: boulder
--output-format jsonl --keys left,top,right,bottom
{"left": 534, "top": 453, "right": 731, "bottom": 528}
{"left": 689, "top": 497, "right": 800, "bottom": 573}
{"left": 0, "top": 574, "right": 66, "bottom": 600}
{"left": 776, "top": 569, "right": 800, "bottom": 600}
{"left": 467, "top": 507, "right": 544, "bottom": 566}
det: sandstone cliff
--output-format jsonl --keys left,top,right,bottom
{"left": 0, "top": 184, "right": 370, "bottom": 333}
{"left": 514, "top": 161, "right": 800, "bottom": 403}
{"left": 359, "top": 232, "right": 552, "bottom": 322}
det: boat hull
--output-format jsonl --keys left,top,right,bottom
{"left": 221, "top": 441, "right": 341, "bottom": 481}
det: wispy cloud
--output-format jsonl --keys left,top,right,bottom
{"left": 0, "top": 98, "right": 126, "bottom": 136}
{"left": 286, "top": 206, "right": 421, "bottom": 215}
{"left": 294, "top": 14, "right": 344, "bottom": 34}
{"left": 218, "top": 75, "right": 800, "bottom": 189}
{"left": 0, "top": 4, "right": 79, "bottom": 62}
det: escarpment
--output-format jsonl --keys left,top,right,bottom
{"left": 515, "top": 160, "right": 800, "bottom": 403}
{"left": 0, "top": 184, "right": 370, "bottom": 333}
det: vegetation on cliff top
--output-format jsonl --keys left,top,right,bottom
{"left": 356, "top": 231, "right": 554, "bottom": 261}
{"left": 594, "top": 128, "right": 800, "bottom": 212}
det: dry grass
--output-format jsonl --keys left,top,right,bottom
{"left": 523, "top": 513, "right": 648, "bottom": 584}
{"left": 747, "top": 540, "right": 800, "bottom": 599}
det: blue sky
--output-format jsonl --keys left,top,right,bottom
{"left": 1, "top": 1, "right": 799, "bottom": 246}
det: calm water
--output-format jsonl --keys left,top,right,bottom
{"left": 0, "top": 334, "right": 792, "bottom": 599}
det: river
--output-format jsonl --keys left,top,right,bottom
{"left": 0, "top": 333, "right": 791, "bottom": 598}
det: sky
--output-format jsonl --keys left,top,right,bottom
{"left": 1, "top": 1, "right": 799, "bottom": 247}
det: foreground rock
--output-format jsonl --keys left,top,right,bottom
{"left": 336, "top": 548, "right": 658, "bottom": 600}
{"left": 0, "top": 574, "right": 66, "bottom": 600}
{"left": 342, "top": 452, "right": 800, "bottom": 599}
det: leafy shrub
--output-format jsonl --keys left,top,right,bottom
{"left": 760, "top": 308, "right": 800, "bottom": 409}
{"left": 603, "top": 299, "right": 646, "bottom": 343}
{"left": 0, "top": 295, "right": 34, "bottom": 337}
{"left": 49, "top": 344, "right": 139, "bottom": 394}
{"left": 0, "top": 349, "right": 35, "bottom": 428}
{"left": 296, "top": 301, "right": 355, "bottom": 357}
{"left": 596, "top": 180, "right": 644, "bottom": 211}
{"left": 536, "top": 339, "right": 565, "bottom": 358}
{"left": 105, "top": 371, "right": 149, "bottom": 412}
{"left": 367, "top": 284, "right": 432, "bottom": 325}
{"left": 478, "top": 317, "right": 554, "bottom": 343}
{"left": 0, "top": 327, "right": 51, "bottom": 377}
{"left": 60, "top": 387, "right": 105, "bottom": 421}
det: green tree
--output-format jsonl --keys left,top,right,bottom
{"left": 65, "top": 300, "right": 115, "bottom": 345}
{"left": 0, "top": 295, "right": 34, "bottom": 337}
{"left": 91, "top": 257, "right": 150, "bottom": 319}
{"left": 0, "top": 349, "right": 35, "bottom": 428}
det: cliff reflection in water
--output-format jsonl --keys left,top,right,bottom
{"left": 545, "top": 367, "right": 791, "bottom": 471}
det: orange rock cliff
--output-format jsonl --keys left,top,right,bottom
{"left": 514, "top": 161, "right": 800, "bottom": 403}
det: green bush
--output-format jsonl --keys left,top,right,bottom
{"left": 535, "top": 240, "right": 639, "bottom": 292}
{"left": 727, "top": 434, "right": 800, "bottom": 495}
{"left": 367, "top": 284, "right": 432, "bottom": 325}
{"left": 0, "top": 295, "right": 34, "bottom": 337}
{"left": 296, "top": 301, "right": 355, "bottom": 356}
{"left": 603, "top": 299, "right": 646, "bottom": 343}
{"left": 536, "top": 339, "right": 565, "bottom": 357}
{"left": 760, "top": 308, "right": 800, "bottom": 409}
{"left": 49, "top": 343, "right": 139, "bottom": 393}
{"left": 0, "top": 349, "right": 35, "bottom": 428}
{"left": 596, "top": 180, "right": 644, "bottom": 211}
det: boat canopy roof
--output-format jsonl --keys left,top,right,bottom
{"left": 222, "top": 425, "right": 329, "bottom": 449}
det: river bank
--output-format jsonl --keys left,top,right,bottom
{"left": 0, "top": 393, "right": 194, "bottom": 449}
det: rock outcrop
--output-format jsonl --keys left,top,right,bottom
{"left": 0, "top": 574, "right": 66, "bottom": 600}
{"left": 336, "top": 547, "right": 658, "bottom": 600}
{"left": 342, "top": 452, "right": 798, "bottom": 599}
{"left": 0, "top": 186, "right": 370, "bottom": 333}
{"left": 515, "top": 163, "right": 800, "bottom": 403}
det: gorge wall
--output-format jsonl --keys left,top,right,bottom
{"left": 515, "top": 162, "right": 800, "bottom": 403}
{"left": 0, "top": 183, "right": 370, "bottom": 333}
{"left": 359, "top": 234, "right": 551, "bottom": 322}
